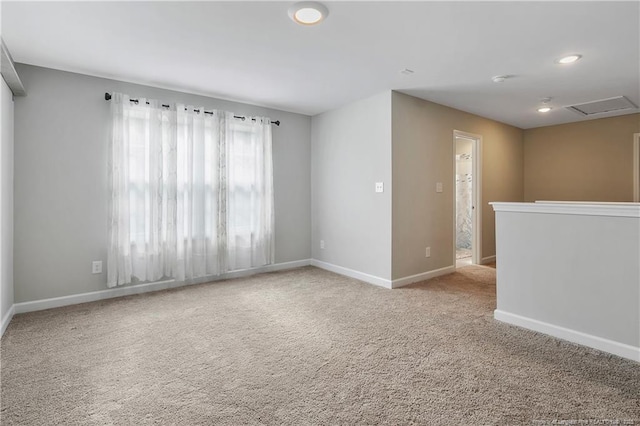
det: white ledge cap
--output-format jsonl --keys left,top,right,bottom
{"left": 490, "top": 201, "right": 640, "bottom": 218}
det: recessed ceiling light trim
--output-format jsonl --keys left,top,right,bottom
{"left": 288, "top": 2, "right": 328, "bottom": 26}
{"left": 556, "top": 54, "right": 582, "bottom": 64}
{"left": 492, "top": 75, "right": 509, "bottom": 83}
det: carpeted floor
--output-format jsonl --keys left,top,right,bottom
{"left": 1, "top": 265, "right": 638, "bottom": 425}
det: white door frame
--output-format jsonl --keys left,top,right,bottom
{"left": 453, "top": 130, "right": 482, "bottom": 265}
{"left": 634, "top": 133, "right": 639, "bottom": 202}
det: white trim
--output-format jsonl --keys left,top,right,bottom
{"left": 473, "top": 134, "right": 482, "bottom": 265}
{"left": 310, "top": 259, "right": 392, "bottom": 289}
{"left": 310, "top": 260, "right": 457, "bottom": 290}
{"left": 186, "top": 259, "right": 312, "bottom": 284}
{"left": 0, "top": 39, "right": 26, "bottom": 96}
{"left": 15, "top": 280, "right": 176, "bottom": 314}
{"left": 14, "top": 259, "right": 311, "bottom": 315}
{"left": 1, "top": 304, "right": 15, "bottom": 337}
{"left": 494, "top": 310, "right": 639, "bottom": 362}
{"left": 391, "top": 265, "right": 455, "bottom": 288}
{"left": 634, "top": 133, "right": 639, "bottom": 203}
{"left": 535, "top": 200, "right": 639, "bottom": 205}
{"left": 453, "top": 130, "right": 483, "bottom": 266}
{"left": 490, "top": 201, "right": 640, "bottom": 218}
{"left": 480, "top": 255, "right": 496, "bottom": 265}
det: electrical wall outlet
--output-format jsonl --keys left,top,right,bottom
{"left": 320, "top": 240, "right": 325, "bottom": 249}
{"left": 92, "top": 261, "right": 103, "bottom": 274}
{"left": 436, "top": 182, "right": 443, "bottom": 193}
{"left": 375, "top": 182, "right": 384, "bottom": 193}
{"left": 425, "top": 247, "right": 431, "bottom": 258}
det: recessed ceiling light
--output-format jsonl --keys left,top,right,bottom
{"left": 288, "top": 2, "right": 328, "bottom": 26}
{"left": 537, "top": 107, "right": 552, "bottom": 113}
{"left": 556, "top": 54, "right": 582, "bottom": 64}
{"left": 400, "top": 68, "right": 415, "bottom": 75}
{"left": 492, "top": 75, "right": 509, "bottom": 83}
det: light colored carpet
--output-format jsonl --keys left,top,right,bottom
{"left": 1, "top": 265, "right": 638, "bottom": 425}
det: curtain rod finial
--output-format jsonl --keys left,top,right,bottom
{"left": 105, "top": 92, "right": 112, "bottom": 101}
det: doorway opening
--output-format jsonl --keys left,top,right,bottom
{"left": 453, "top": 131, "right": 482, "bottom": 268}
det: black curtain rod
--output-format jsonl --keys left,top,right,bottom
{"left": 104, "top": 93, "right": 280, "bottom": 126}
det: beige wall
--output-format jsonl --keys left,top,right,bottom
{"left": 524, "top": 113, "right": 640, "bottom": 202}
{"left": 391, "top": 92, "right": 523, "bottom": 279}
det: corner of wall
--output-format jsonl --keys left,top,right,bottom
{"left": 1, "top": 304, "right": 15, "bottom": 337}
{"left": 11, "top": 65, "right": 312, "bottom": 303}
{"left": 310, "top": 91, "right": 393, "bottom": 282}
{"left": 1, "top": 77, "right": 16, "bottom": 335}
{"left": 390, "top": 91, "right": 525, "bottom": 280}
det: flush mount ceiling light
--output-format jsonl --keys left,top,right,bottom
{"left": 537, "top": 97, "right": 553, "bottom": 113}
{"left": 288, "top": 2, "right": 328, "bottom": 26}
{"left": 556, "top": 54, "right": 582, "bottom": 64}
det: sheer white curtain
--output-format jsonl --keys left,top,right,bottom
{"left": 226, "top": 118, "right": 274, "bottom": 271}
{"left": 174, "top": 106, "right": 228, "bottom": 281}
{"left": 107, "top": 93, "right": 176, "bottom": 287}
{"left": 108, "top": 93, "right": 274, "bottom": 287}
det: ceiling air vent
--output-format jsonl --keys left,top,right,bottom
{"left": 565, "top": 96, "right": 638, "bottom": 116}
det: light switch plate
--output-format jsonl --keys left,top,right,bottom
{"left": 436, "top": 182, "right": 443, "bottom": 193}
{"left": 375, "top": 182, "right": 384, "bottom": 193}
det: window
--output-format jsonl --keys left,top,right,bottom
{"left": 107, "top": 93, "right": 274, "bottom": 287}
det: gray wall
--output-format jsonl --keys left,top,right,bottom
{"left": 1, "top": 77, "right": 15, "bottom": 321}
{"left": 13, "top": 64, "right": 311, "bottom": 303}
{"left": 391, "top": 92, "right": 524, "bottom": 279}
{"left": 311, "top": 91, "right": 392, "bottom": 280}
{"left": 494, "top": 207, "right": 639, "bottom": 349}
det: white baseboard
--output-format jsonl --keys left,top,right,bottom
{"left": 225, "top": 259, "right": 311, "bottom": 278}
{"left": 14, "top": 259, "right": 311, "bottom": 315}
{"left": 391, "top": 265, "right": 455, "bottom": 288}
{"left": 481, "top": 255, "right": 496, "bottom": 265}
{"left": 310, "top": 260, "right": 457, "bottom": 290}
{"left": 179, "top": 259, "right": 312, "bottom": 285}
{"left": 15, "top": 279, "right": 180, "bottom": 314}
{"left": 494, "top": 309, "right": 640, "bottom": 362}
{"left": 1, "top": 304, "right": 15, "bottom": 337}
{"left": 310, "top": 259, "right": 392, "bottom": 289}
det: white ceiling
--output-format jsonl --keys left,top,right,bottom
{"left": 2, "top": 1, "right": 639, "bottom": 129}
